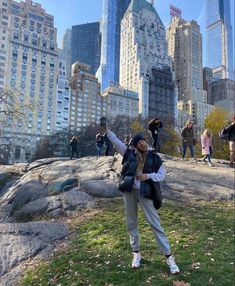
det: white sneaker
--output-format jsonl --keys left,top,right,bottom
{"left": 208, "top": 162, "right": 213, "bottom": 167}
{"left": 131, "top": 252, "right": 142, "bottom": 268}
{"left": 166, "top": 255, "right": 180, "bottom": 274}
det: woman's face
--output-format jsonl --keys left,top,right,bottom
{"left": 137, "top": 139, "right": 148, "bottom": 152}
{"left": 187, "top": 122, "right": 192, "bottom": 128}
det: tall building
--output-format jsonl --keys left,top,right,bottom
{"left": 0, "top": 0, "right": 58, "bottom": 163}
{"left": 206, "top": 0, "right": 234, "bottom": 80}
{"left": 149, "top": 66, "right": 177, "bottom": 124}
{"left": 210, "top": 79, "right": 235, "bottom": 118}
{"left": 55, "top": 49, "right": 70, "bottom": 132}
{"left": 61, "top": 29, "right": 71, "bottom": 79}
{"left": 71, "top": 22, "right": 100, "bottom": 75}
{"left": 203, "top": 67, "right": 213, "bottom": 104}
{"left": 167, "top": 16, "right": 214, "bottom": 131}
{"left": 96, "top": 0, "right": 131, "bottom": 92}
{"left": 167, "top": 17, "right": 204, "bottom": 101}
{"left": 55, "top": 30, "right": 72, "bottom": 132}
{"left": 68, "top": 61, "right": 107, "bottom": 132}
{"left": 120, "top": 0, "right": 175, "bottom": 120}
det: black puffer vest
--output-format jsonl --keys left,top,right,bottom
{"left": 119, "top": 148, "right": 163, "bottom": 209}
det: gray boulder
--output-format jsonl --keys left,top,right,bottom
{"left": 0, "top": 221, "right": 68, "bottom": 286}
{"left": 81, "top": 179, "right": 121, "bottom": 198}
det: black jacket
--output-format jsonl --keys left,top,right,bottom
{"left": 119, "top": 148, "right": 163, "bottom": 209}
{"left": 225, "top": 123, "right": 235, "bottom": 141}
{"left": 148, "top": 122, "right": 163, "bottom": 136}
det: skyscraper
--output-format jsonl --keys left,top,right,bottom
{"left": 167, "top": 17, "right": 204, "bottom": 101}
{"left": 96, "top": 0, "right": 131, "bottom": 92}
{"left": 167, "top": 16, "right": 215, "bottom": 131}
{"left": 120, "top": 0, "right": 175, "bottom": 120}
{"left": 206, "top": 0, "right": 234, "bottom": 80}
{"left": 71, "top": 22, "right": 101, "bottom": 75}
{"left": 0, "top": 0, "right": 58, "bottom": 163}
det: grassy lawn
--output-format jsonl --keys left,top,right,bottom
{"left": 22, "top": 198, "right": 234, "bottom": 286}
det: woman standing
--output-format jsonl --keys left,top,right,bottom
{"left": 201, "top": 129, "right": 213, "bottom": 167}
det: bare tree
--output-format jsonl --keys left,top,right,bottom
{"left": 0, "top": 88, "right": 33, "bottom": 135}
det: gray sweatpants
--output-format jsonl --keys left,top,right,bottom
{"left": 123, "top": 189, "right": 171, "bottom": 255}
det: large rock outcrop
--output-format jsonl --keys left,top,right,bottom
{"left": 0, "top": 154, "right": 234, "bottom": 285}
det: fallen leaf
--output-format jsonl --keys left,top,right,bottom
{"left": 190, "top": 262, "right": 200, "bottom": 269}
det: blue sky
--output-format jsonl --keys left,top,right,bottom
{"left": 25, "top": 0, "right": 234, "bottom": 64}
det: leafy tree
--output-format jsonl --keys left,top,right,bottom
{"left": 204, "top": 107, "right": 230, "bottom": 160}
{"left": 160, "top": 125, "right": 181, "bottom": 156}
{"left": 130, "top": 119, "right": 144, "bottom": 135}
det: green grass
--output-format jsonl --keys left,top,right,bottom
{"left": 22, "top": 198, "right": 234, "bottom": 286}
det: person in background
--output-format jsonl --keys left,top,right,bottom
{"left": 181, "top": 120, "right": 196, "bottom": 161}
{"left": 201, "top": 129, "right": 213, "bottom": 167}
{"left": 69, "top": 135, "right": 78, "bottom": 159}
{"left": 223, "top": 116, "right": 235, "bottom": 168}
{"left": 103, "top": 126, "right": 180, "bottom": 274}
{"left": 103, "top": 133, "right": 111, "bottom": 156}
{"left": 148, "top": 117, "right": 163, "bottom": 152}
{"left": 95, "top": 132, "right": 105, "bottom": 157}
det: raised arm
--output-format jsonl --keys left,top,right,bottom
{"left": 106, "top": 130, "right": 127, "bottom": 156}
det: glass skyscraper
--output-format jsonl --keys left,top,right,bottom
{"left": 97, "top": 0, "right": 131, "bottom": 92}
{"left": 206, "top": 0, "right": 234, "bottom": 80}
{"left": 71, "top": 22, "right": 101, "bottom": 75}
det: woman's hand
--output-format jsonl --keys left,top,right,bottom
{"left": 136, "top": 173, "right": 148, "bottom": 181}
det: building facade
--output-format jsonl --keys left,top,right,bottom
{"left": 167, "top": 16, "right": 214, "bottom": 130}
{"left": 55, "top": 49, "right": 70, "bottom": 132}
{"left": 0, "top": 0, "right": 58, "bottom": 163}
{"left": 69, "top": 61, "right": 107, "bottom": 132}
{"left": 96, "top": 0, "right": 131, "bottom": 92}
{"left": 167, "top": 17, "right": 203, "bottom": 101}
{"left": 203, "top": 67, "right": 213, "bottom": 104}
{"left": 71, "top": 22, "right": 100, "bottom": 75}
{"left": 210, "top": 79, "right": 235, "bottom": 118}
{"left": 120, "top": 0, "right": 173, "bottom": 119}
{"left": 102, "top": 82, "right": 139, "bottom": 119}
{"left": 61, "top": 29, "right": 71, "bottom": 79}
{"left": 206, "top": 0, "right": 234, "bottom": 80}
{"left": 149, "top": 66, "right": 177, "bottom": 124}
{"left": 177, "top": 100, "right": 215, "bottom": 132}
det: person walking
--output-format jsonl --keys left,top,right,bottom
{"left": 181, "top": 120, "right": 196, "bottom": 161}
{"left": 223, "top": 117, "right": 235, "bottom": 168}
{"left": 69, "top": 135, "right": 78, "bottom": 159}
{"left": 104, "top": 127, "right": 180, "bottom": 274}
{"left": 95, "top": 132, "right": 105, "bottom": 157}
{"left": 148, "top": 117, "right": 163, "bottom": 152}
{"left": 201, "top": 129, "right": 213, "bottom": 167}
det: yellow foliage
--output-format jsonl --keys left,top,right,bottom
{"left": 204, "top": 107, "right": 229, "bottom": 160}
{"left": 130, "top": 120, "right": 143, "bottom": 134}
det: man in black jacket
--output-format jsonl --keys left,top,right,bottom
{"left": 105, "top": 128, "right": 180, "bottom": 274}
{"left": 148, "top": 117, "right": 163, "bottom": 152}
{"left": 69, "top": 135, "right": 78, "bottom": 159}
{"left": 224, "top": 117, "right": 235, "bottom": 168}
